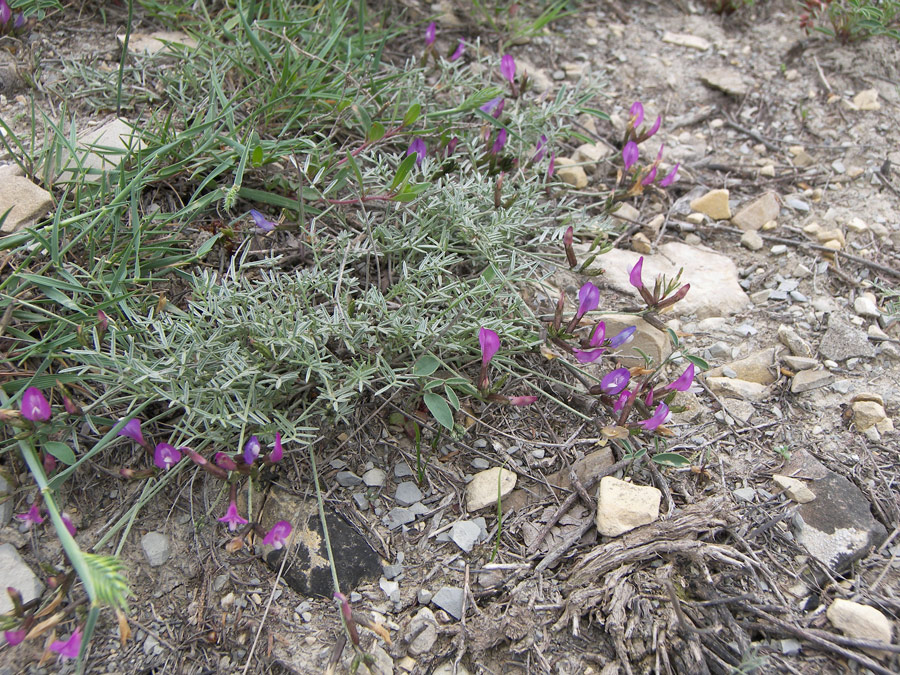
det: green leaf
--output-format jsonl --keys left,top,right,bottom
{"left": 367, "top": 121, "right": 385, "bottom": 142}
{"left": 403, "top": 103, "right": 421, "bottom": 127}
{"left": 666, "top": 328, "right": 679, "bottom": 347}
{"left": 684, "top": 354, "right": 709, "bottom": 371}
{"left": 413, "top": 355, "right": 441, "bottom": 376}
{"left": 44, "top": 441, "right": 76, "bottom": 465}
{"left": 389, "top": 153, "right": 418, "bottom": 192}
{"left": 652, "top": 452, "right": 691, "bottom": 468}
{"left": 423, "top": 392, "right": 454, "bottom": 430}
{"left": 444, "top": 385, "right": 460, "bottom": 410}
{"left": 393, "top": 182, "right": 430, "bottom": 202}
{"left": 388, "top": 412, "right": 405, "bottom": 426}
{"left": 251, "top": 145, "right": 264, "bottom": 167}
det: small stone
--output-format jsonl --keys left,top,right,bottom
{"left": 788, "top": 146, "right": 815, "bottom": 168}
{"left": 0, "top": 544, "right": 45, "bottom": 615}
{"left": 782, "top": 355, "right": 818, "bottom": 371}
{"left": 572, "top": 142, "right": 611, "bottom": 173}
{"left": 789, "top": 291, "right": 808, "bottom": 303}
{"left": 750, "top": 289, "right": 771, "bottom": 304}
{"left": 386, "top": 507, "right": 415, "bottom": 530}
{"left": 772, "top": 475, "right": 816, "bottom": 503}
{"left": 394, "top": 463, "right": 414, "bottom": 478}
{"left": 450, "top": 520, "right": 482, "bottom": 553}
{"left": 612, "top": 202, "right": 640, "bottom": 224}
{"left": 785, "top": 197, "right": 809, "bottom": 211}
{"left": 395, "top": 482, "right": 423, "bottom": 507}
{"left": 831, "top": 160, "right": 846, "bottom": 174}
{"left": 466, "top": 468, "right": 516, "bottom": 511}
{"left": 816, "top": 228, "right": 846, "bottom": 246}
{"left": 740, "top": 230, "right": 764, "bottom": 251}
{"left": 759, "top": 164, "right": 776, "bottom": 177}
{"left": 733, "top": 487, "right": 756, "bottom": 502}
{"left": 851, "top": 400, "right": 888, "bottom": 431}
{"left": 770, "top": 244, "right": 788, "bottom": 255}
{"left": 141, "top": 531, "right": 171, "bottom": 567}
{"left": 471, "top": 458, "right": 490, "bottom": 470}
{"left": 822, "top": 239, "right": 842, "bottom": 252}
{"left": 554, "top": 157, "right": 588, "bottom": 189}
{"left": 407, "top": 607, "right": 438, "bottom": 656}
{"left": 778, "top": 324, "right": 812, "bottom": 357}
{"left": 791, "top": 369, "right": 834, "bottom": 393}
{"left": 552, "top": 69, "right": 565, "bottom": 81}
{"left": 690, "top": 189, "right": 731, "bottom": 220}
{"left": 846, "top": 217, "right": 867, "bottom": 233}
{"left": 853, "top": 293, "right": 879, "bottom": 318}
{"left": 819, "top": 316, "right": 875, "bottom": 361}
{"left": 832, "top": 379, "right": 852, "bottom": 394}
{"left": 0, "top": 175, "right": 53, "bottom": 234}
{"left": 662, "top": 32, "right": 710, "bottom": 50}
{"left": 631, "top": 232, "right": 652, "bottom": 254}
{"left": 685, "top": 212, "right": 705, "bottom": 225}
{"left": 383, "top": 564, "right": 403, "bottom": 580}
{"left": 827, "top": 599, "right": 893, "bottom": 655}
{"left": 336, "top": 471, "right": 362, "bottom": 487}
{"left": 380, "top": 577, "right": 399, "bottom": 598}
{"left": 213, "top": 574, "right": 228, "bottom": 592}
{"left": 707, "top": 377, "right": 768, "bottom": 401}
{"left": 362, "top": 468, "right": 387, "bottom": 487}
{"left": 706, "top": 348, "right": 777, "bottom": 385}
{"left": 125, "top": 31, "right": 198, "bottom": 55}
{"left": 417, "top": 589, "right": 433, "bottom": 604}
{"left": 761, "top": 220, "right": 778, "bottom": 231}
{"left": 432, "top": 586, "right": 465, "bottom": 620}
{"left": 595, "top": 477, "right": 661, "bottom": 537}
{"left": 700, "top": 68, "right": 748, "bottom": 97}
{"left": 850, "top": 89, "right": 880, "bottom": 111}
{"left": 732, "top": 192, "right": 780, "bottom": 231}
{"left": 353, "top": 493, "right": 369, "bottom": 510}
{"left": 723, "top": 398, "right": 754, "bottom": 424}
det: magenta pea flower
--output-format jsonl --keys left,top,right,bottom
{"left": 600, "top": 368, "right": 631, "bottom": 396}
{"left": 20, "top": 387, "right": 51, "bottom": 422}
{"left": 268, "top": 432, "right": 283, "bottom": 463}
{"left": 492, "top": 129, "right": 507, "bottom": 154}
{"left": 532, "top": 134, "right": 548, "bottom": 163}
{"left": 576, "top": 282, "right": 600, "bottom": 320}
{"left": 4, "top": 629, "right": 25, "bottom": 646}
{"left": 61, "top": 513, "right": 77, "bottom": 537}
{"left": 666, "top": 363, "right": 695, "bottom": 392}
{"left": 613, "top": 390, "right": 630, "bottom": 414}
{"left": 629, "top": 257, "right": 644, "bottom": 289}
{"left": 479, "top": 328, "right": 500, "bottom": 367}
{"left": 479, "top": 96, "right": 503, "bottom": 115}
{"left": 406, "top": 137, "right": 426, "bottom": 166}
{"left": 214, "top": 452, "right": 238, "bottom": 471}
{"left": 249, "top": 209, "right": 276, "bottom": 232}
{"left": 118, "top": 418, "right": 145, "bottom": 446}
{"left": 589, "top": 321, "right": 606, "bottom": 347}
{"left": 509, "top": 395, "right": 537, "bottom": 406}
{"left": 425, "top": 21, "right": 436, "bottom": 48}
{"left": 659, "top": 163, "right": 679, "bottom": 187}
{"left": 13, "top": 12, "right": 23, "bottom": 30}
{"left": 639, "top": 403, "right": 670, "bottom": 431}
{"left": 153, "top": 443, "right": 181, "bottom": 471}
{"left": 608, "top": 326, "right": 636, "bottom": 349}
{"left": 263, "top": 521, "right": 293, "bottom": 549}
{"left": 15, "top": 503, "right": 44, "bottom": 527}
{"left": 629, "top": 101, "right": 644, "bottom": 128}
{"left": 622, "top": 141, "right": 639, "bottom": 172}
{"left": 574, "top": 348, "right": 605, "bottom": 364}
{"left": 445, "top": 137, "right": 459, "bottom": 157}
{"left": 49, "top": 627, "right": 82, "bottom": 660}
{"left": 500, "top": 54, "right": 516, "bottom": 83}
{"left": 0, "top": 1, "right": 10, "bottom": 25}
{"left": 243, "top": 436, "right": 262, "bottom": 465}
{"left": 645, "top": 389, "right": 654, "bottom": 406}
{"left": 646, "top": 115, "right": 661, "bottom": 138}
{"left": 449, "top": 39, "right": 465, "bottom": 61}
{"left": 641, "top": 166, "right": 657, "bottom": 186}
{"left": 218, "top": 500, "right": 249, "bottom": 532}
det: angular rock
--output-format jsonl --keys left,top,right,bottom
{"left": 0, "top": 174, "right": 53, "bottom": 234}
{"left": 336, "top": 471, "right": 362, "bottom": 487}
{"left": 593, "top": 313, "right": 671, "bottom": 367}
{"left": 790, "top": 369, "right": 834, "bottom": 393}
{"left": 572, "top": 142, "right": 612, "bottom": 173}
{"left": 706, "top": 348, "right": 777, "bottom": 385}
{"left": 786, "top": 452, "right": 887, "bottom": 571}
{"left": 722, "top": 398, "right": 754, "bottom": 424}
{"left": 690, "top": 189, "right": 731, "bottom": 220}
{"left": 386, "top": 507, "right": 415, "bottom": 530}
{"left": 395, "top": 481, "right": 424, "bottom": 507}
{"left": 778, "top": 324, "right": 812, "bottom": 357}
{"left": 707, "top": 376, "right": 768, "bottom": 401}
{"left": 0, "top": 544, "right": 44, "bottom": 615}
{"left": 141, "top": 531, "right": 171, "bottom": 567}
{"left": 850, "top": 88, "right": 880, "bottom": 111}
{"left": 545, "top": 448, "right": 615, "bottom": 492}
{"left": 827, "top": 599, "right": 893, "bottom": 655}
{"left": 631, "top": 232, "right": 652, "bottom": 254}
{"left": 595, "top": 477, "right": 661, "bottom": 537}
{"left": 819, "top": 316, "right": 876, "bottom": 361}
{"left": 407, "top": 607, "right": 438, "bottom": 656}
{"left": 432, "top": 586, "right": 465, "bottom": 620}
{"left": 853, "top": 293, "right": 879, "bottom": 318}
{"left": 450, "top": 520, "right": 482, "bottom": 553}
{"left": 467, "top": 467, "right": 516, "bottom": 512}
{"left": 851, "top": 400, "right": 888, "bottom": 431}
{"left": 261, "top": 489, "right": 381, "bottom": 597}
{"left": 590, "top": 243, "right": 749, "bottom": 318}
{"left": 732, "top": 192, "right": 780, "bottom": 231}
{"left": 700, "top": 68, "right": 748, "bottom": 97}
{"left": 782, "top": 355, "right": 818, "bottom": 371}
{"left": 740, "top": 230, "right": 763, "bottom": 251}
{"left": 662, "top": 32, "right": 710, "bottom": 50}
{"left": 362, "top": 468, "right": 387, "bottom": 487}
{"left": 125, "top": 31, "right": 198, "bottom": 56}
{"left": 57, "top": 118, "right": 146, "bottom": 184}
{"left": 554, "top": 157, "right": 588, "bottom": 189}
{"left": 773, "top": 475, "right": 816, "bottom": 503}
{"left": 612, "top": 202, "right": 640, "bottom": 224}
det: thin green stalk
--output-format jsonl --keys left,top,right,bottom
{"left": 116, "top": 0, "right": 135, "bottom": 116}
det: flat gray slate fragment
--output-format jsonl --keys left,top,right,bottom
{"left": 819, "top": 317, "right": 875, "bottom": 361}
{"left": 394, "top": 463, "right": 414, "bottom": 478}
{"left": 336, "top": 471, "right": 362, "bottom": 487}
{"left": 0, "top": 544, "right": 45, "bottom": 615}
{"left": 395, "top": 481, "right": 424, "bottom": 507}
{"left": 432, "top": 586, "right": 465, "bottom": 620}
{"left": 386, "top": 507, "right": 415, "bottom": 529}
{"left": 141, "top": 531, "right": 171, "bottom": 567}
{"left": 362, "top": 468, "right": 386, "bottom": 487}
{"left": 450, "top": 520, "right": 482, "bottom": 552}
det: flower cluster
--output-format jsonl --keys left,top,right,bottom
{"left": 628, "top": 256, "right": 690, "bottom": 311}
{"left": 477, "top": 327, "right": 537, "bottom": 406}
{"left": 615, "top": 101, "right": 679, "bottom": 201}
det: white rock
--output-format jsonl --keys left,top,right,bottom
{"left": 853, "top": 293, "right": 879, "bottom": 318}
{"left": 707, "top": 376, "right": 768, "bottom": 401}
{"left": 466, "top": 467, "right": 516, "bottom": 511}
{"left": 450, "top": 520, "right": 482, "bottom": 553}
{"left": 700, "top": 68, "right": 748, "bottom": 97}
{"left": 732, "top": 192, "right": 780, "bottom": 231}
{"left": 141, "top": 532, "right": 171, "bottom": 567}
{"left": 57, "top": 118, "right": 146, "bottom": 184}
{"left": 0, "top": 175, "right": 53, "bottom": 234}
{"left": 827, "top": 599, "right": 893, "bottom": 655}
{"left": 772, "top": 475, "right": 816, "bottom": 503}
{"left": 0, "top": 544, "right": 45, "bottom": 615}
{"left": 849, "top": 89, "right": 880, "bottom": 111}
{"left": 124, "top": 31, "right": 198, "bottom": 55}
{"left": 595, "top": 477, "right": 661, "bottom": 537}
{"left": 851, "top": 400, "right": 888, "bottom": 431}
{"left": 612, "top": 202, "right": 640, "bottom": 224}
{"left": 740, "top": 230, "right": 763, "bottom": 251}
{"left": 662, "top": 32, "right": 710, "bottom": 51}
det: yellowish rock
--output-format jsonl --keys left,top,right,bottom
{"left": 802, "top": 222, "right": 821, "bottom": 236}
{"left": 822, "top": 239, "right": 842, "bottom": 251}
{"left": 685, "top": 212, "right": 706, "bottom": 225}
{"left": 827, "top": 599, "right": 893, "bottom": 656}
{"left": 596, "top": 477, "right": 661, "bottom": 537}
{"left": 846, "top": 217, "right": 868, "bottom": 233}
{"left": 554, "top": 157, "right": 588, "bottom": 189}
{"left": 632, "top": 232, "right": 652, "bottom": 254}
{"left": 466, "top": 467, "right": 516, "bottom": 512}
{"left": 690, "top": 189, "right": 731, "bottom": 220}
{"left": 850, "top": 89, "right": 881, "bottom": 111}
{"left": 759, "top": 164, "right": 776, "bottom": 177}
{"left": 816, "top": 228, "right": 846, "bottom": 246}
{"left": 851, "top": 400, "right": 888, "bottom": 431}
{"left": 772, "top": 474, "right": 816, "bottom": 503}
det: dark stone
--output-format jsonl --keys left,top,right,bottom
{"left": 261, "top": 491, "right": 381, "bottom": 598}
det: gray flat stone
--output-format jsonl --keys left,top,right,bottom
{"left": 819, "top": 317, "right": 875, "bottom": 361}
{"left": 432, "top": 586, "right": 465, "bottom": 620}
{"left": 450, "top": 520, "right": 482, "bottom": 553}
{"left": 386, "top": 507, "right": 415, "bottom": 530}
{"left": 791, "top": 369, "right": 834, "bottom": 393}
{"left": 395, "top": 481, "right": 424, "bottom": 507}
{"left": 57, "top": 118, "right": 146, "bottom": 184}
{"left": 407, "top": 607, "right": 438, "bottom": 656}
{"left": 0, "top": 543, "right": 45, "bottom": 615}
{"left": 336, "top": 471, "right": 362, "bottom": 487}
{"left": 362, "top": 468, "right": 386, "bottom": 487}
{"left": 141, "top": 531, "right": 171, "bottom": 567}
{"left": 383, "top": 564, "right": 403, "bottom": 580}
{"left": 394, "top": 463, "right": 414, "bottom": 478}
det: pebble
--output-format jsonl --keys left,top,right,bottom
{"left": 473, "top": 438, "right": 488, "bottom": 449}
{"left": 552, "top": 70, "right": 565, "bottom": 81}
{"left": 785, "top": 197, "right": 810, "bottom": 211}
{"left": 336, "top": 471, "right": 362, "bottom": 487}
{"left": 791, "top": 369, "right": 834, "bottom": 393}
{"left": 770, "top": 244, "right": 788, "bottom": 255}
{"left": 395, "top": 481, "right": 424, "bottom": 507}
{"left": 596, "top": 477, "right": 661, "bottom": 537}
{"left": 417, "top": 589, "right": 433, "bottom": 605}
{"left": 450, "top": 520, "right": 482, "bottom": 553}
{"left": 362, "top": 468, "right": 387, "bottom": 487}
{"left": 353, "top": 493, "right": 369, "bottom": 510}
{"left": 471, "top": 458, "right": 490, "bottom": 470}
{"left": 213, "top": 574, "right": 228, "bottom": 592}
{"left": 690, "top": 188, "right": 731, "bottom": 220}
{"left": 853, "top": 294, "right": 879, "bottom": 318}
{"left": 740, "top": 230, "right": 763, "bottom": 251}
{"left": 531, "top": 448, "right": 545, "bottom": 459}
{"left": 385, "top": 507, "right": 415, "bottom": 530}
{"left": 466, "top": 467, "right": 517, "bottom": 511}
{"left": 141, "top": 531, "right": 171, "bottom": 567}
{"left": 394, "top": 463, "right": 414, "bottom": 478}
{"left": 432, "top": 586, "right": 465, "bottom": 620}
{"left": 789, "top": 291, "right": 808, "bottom": 303}
{"left": 733, "top": 487, "right": 756, "bottom": 502}
{"left": 380, "top": 577, "right": 400, "bottom": 598}
{"left": 407, "top": 607, "right": 438, "bottom": 655}
{"left": 827, "top": 599, "right": 893, "bottom": 654}
{"left": 383, "top": 564, "right": 404, "bottom": 580}
{"left": 832, "top": 379, "right": 852, "bottom": 394}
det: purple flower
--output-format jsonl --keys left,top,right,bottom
{"left": 629, "top": 257, "right": 644, "bottom": 289}
{"left": 218, "top": 500, "right": 249, "bottom": 532}
{"left": 509, "top": 395, "right": 537, "bottom": 406}
{"left": 406, "top": 137, "right": 426, "bottom": 167}
{"left": 574, "top": 348, "right": 605, "bottom": 364}
{"left": 547, "top": 151, "right": 555, "bottom": 179}
{"left": 118, "top": 418, "right": 145, "bottom": 446}
{"left": 49, "top": 627, "right": 82, "bottom": 660}
{"left": 268, "top": 432, "right": 283, "bottom": 462}
{"left": 263, "top": 520, "right": 292, "bottom": 549}
{"left": 0, "top": 1, "right": 10, "bottom": 25}
{"left": 13, "top": 11, "right": 23, "bottom": 30}
{"left": 630, "top": 101, "right": 644, "bottom": 128}
{"left": 639, "top": 403, "right": 670, "bottom": 431}
{"left": 500, "top": 54, "right": 516, "bottom": 83}
{"left": 97, "top": 309, "right": 108, "bottom": 333}
{"left": 608, "top": 326, "right": 637, "bottom": 349}
{"left": 425, "top": 21, "right": 436, "bottom": 48}
{"left": 613, "top": 391, "right": 630, "bottom": 413}
{"left": 4, "top": 629, "right": 25, "bottom": 646}
{"left": 646, "top": 115, "right": 661, "bottom": 138}
{"left": 622, "top": 141, "right": 639, "bottom": 172}
{"left": 20, "top": 387, "right": 50, "bottom": 422}
{"left": 589, "top": 321, "right": 606, "bottom": 347}
{"left": 576, "top": 282, "right": 600, "bottom": 319}
{"left": 532, "top": 134, "right": 548, "bottom": 163}
{"left": 153, "top": 443, "right": 181, "bottom": 471}
{"left": 61, "top": 513, "right": 76, "bottom": 537}
{"left": 641, "top": 166, "right": 657, "bottom": 186}
{"left": 659, "top": 163, "right": 679, "bottom": 187}
{"left": 214, "top": 452, "right": 238, "bottom": 471}
{"left": 449, "top": 39, "right": 465, "bottom": 61}
{"left": 479, "top": 328, "right": 500, "bottom": 367}
{"left": 445, "top": 137, "right": 459, "bottom": 157}
{"left": 479, "top": 96, "right": 503, "bottom": 115}
{"left": 249, "top": 209, "right": 276, "bottom": 232}
{"left": 645, "top": 389, "right": 654, "bottom": 406}
{"left": 600, "top": 368, "right": 631, "bottom": 396}
{"left": 243, "top": 435, "right": 262, "bottom": 465}
{"left": 15, "top": 504, "right": 44, "bottom": 526}
{"left": 492, "top": 129, "right": 507, "bottom": 154}
{"left": 666, "top": 363, "right": 695, "bottom": 392}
